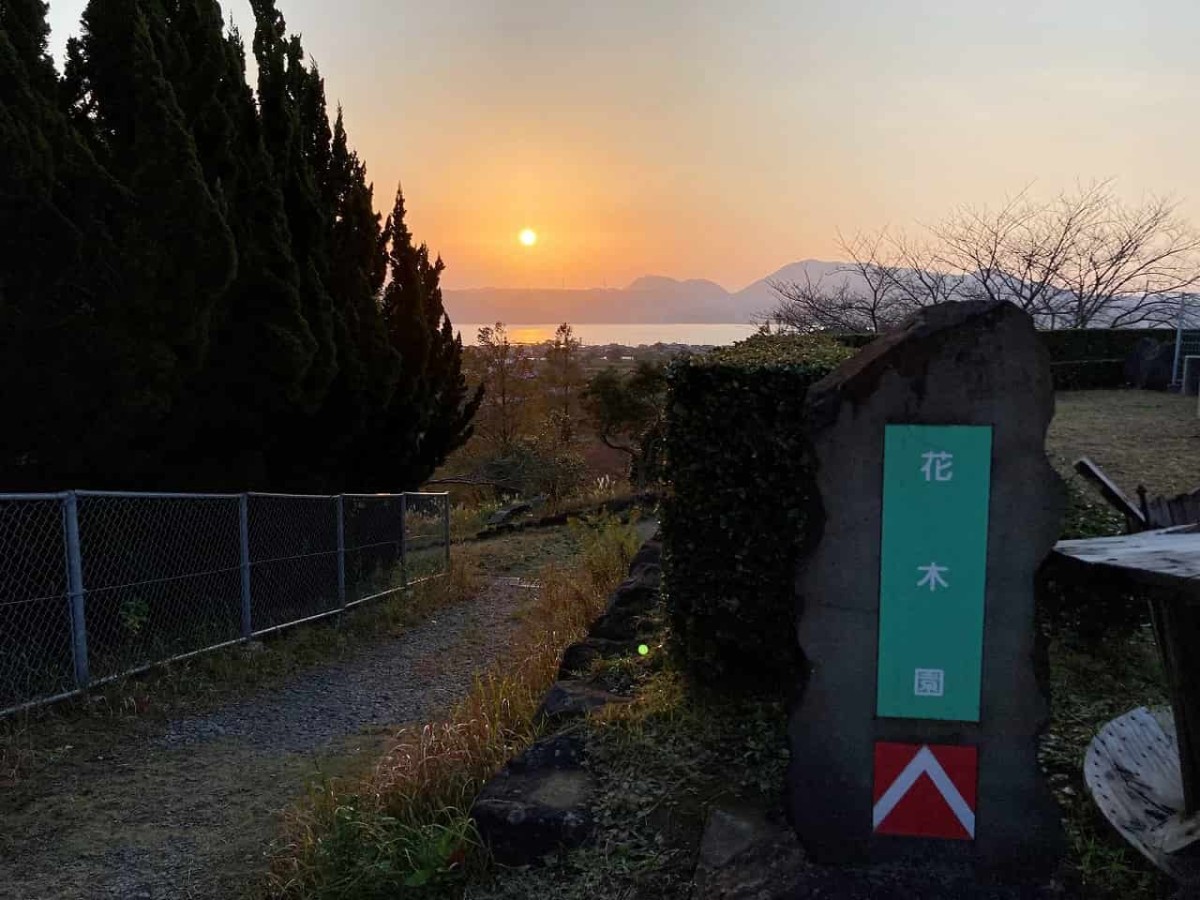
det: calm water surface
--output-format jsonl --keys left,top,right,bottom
{"left": 455, "top": 323, "right": 757, "bottom": 346}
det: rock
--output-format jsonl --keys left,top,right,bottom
{"left": 486, "top": 501, "right": 533, "bottom": 528}
{"left": 1124, "top": 337, "right": 1173, "bottom": 390}
{"left": 534, "top": 680, "right": 628, "bottom": 726}
{"left": 791, "top": 300, "right": 1065, "bottom": 884}
{"left": 588, "top": 550, "right": 662, "bottom": 641}
{"left": 557, "top": 637, "right": 639, "bottom": 679}
{"left": 470, "top": 734, "right": 595, "bottom": 865}
{"left": 693, "top": 810, "right": 806, "bottom": 900}
{"left": 698, "top": 804, "right": 776, "bottom": 871}
{"left": 589, "top": 609, "right": 654, "bottom": 642}
{"left": 689, "top": 792, "right": 1058, "bottom": 899}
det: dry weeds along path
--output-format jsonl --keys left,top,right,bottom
{"left": 0, "top": 579, "right": 529, "bottom": 900}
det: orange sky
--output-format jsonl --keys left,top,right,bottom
{"left": 48, "top": 0, "right": 1200, "bottom": 291}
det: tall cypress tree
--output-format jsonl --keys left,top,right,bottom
{"left": 373, "top": 187, "right": 481, "bottom": 487}
{"left": 248, "top": 1, "right": 348, "bottom": 487}
{"left": 416, "top": 258, "right": 482, "bottom": 476}
{"left": 0, "top": 1, "right": 77, "bottom": 312}
{"left": 0, "top": 1, "right": 103, "bottom": 487}
{"left": 141, "top": 1, "right": 319, "bottom": 488}
{"left": 250, "top": 0, "right": 337, "bottom": 416}
{"left": 1, "top": 0, "right": 478, "bottom": 492}
{"left": 61, "top": 0, "right": 235, "bottom": 486}
{"left": 306, "top": 108, "right": 400, "bottom": 489}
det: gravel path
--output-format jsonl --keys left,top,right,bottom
{"left": 0, "top": 578, "right": 528, "bottom": 900}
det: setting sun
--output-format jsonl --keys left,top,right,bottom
{"left": 518, "top": 228, "right": 538, "bottom": 247}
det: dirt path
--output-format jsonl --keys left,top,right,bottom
{"left": 0, "top": 578, "right": 529, "bottom": 900}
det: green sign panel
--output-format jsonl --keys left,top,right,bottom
{"left": 877, "top": 425, "right": 992, "bottom": 722}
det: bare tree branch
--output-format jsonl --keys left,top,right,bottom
{"left": 768, "top": 229, "right": 955, "bottom": 333}
{"left": 933, "top": 181, "right": 1200, "bottom": 328}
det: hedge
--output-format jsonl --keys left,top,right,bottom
{"left": 833, "top": 327, "right": 1171, "bottom": 364}
{"left": 1039, "top": 327, "right": 1172, "bottom": 362}
{"left": 1048, "top": 359, "right": 1126, "bottom": 390}
{"left": 661, "top": 333, "right": 853, "bottom": 689}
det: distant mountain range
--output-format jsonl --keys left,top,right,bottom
{"left": 443, "top": 260, "right": 862, "bottom": 325}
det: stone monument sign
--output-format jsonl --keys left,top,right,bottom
{"left": 788, "top": 300, "right": 1065, "bottom": 884}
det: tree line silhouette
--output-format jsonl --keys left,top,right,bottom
{"left": 0, "top": 0, "right": 481, "bottom": 492}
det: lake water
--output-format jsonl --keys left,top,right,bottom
{"left": 455, "top": 323, "right": 758, "bottom": 347}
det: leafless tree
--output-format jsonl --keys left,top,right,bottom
{"left": 1054, "top": 193, "right": 1200, "bottom": 327}
{"left": 468, "top": 323, "right": 534, "bottom": 454}
{"left": 768, "top": 230, "right": 956, "bottom": 333}
{"left": 888, "top": 232, "right": 964, "bottom": 308}
{"left": 934, "top": 182, "right": 1200, "bottom": 328}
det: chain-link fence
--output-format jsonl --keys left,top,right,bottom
{"left": 0, "top": 490, "right": 450, "bottom": 716}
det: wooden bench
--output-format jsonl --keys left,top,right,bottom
{"left": 1053, "top": 526, "right": 1200, "bottom": 880}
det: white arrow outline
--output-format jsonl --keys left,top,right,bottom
{"left": 872, "top": 745, "right": 976, "bottom": 838}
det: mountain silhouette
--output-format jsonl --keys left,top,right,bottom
{"left": 443, "top": 260, "right": 872, "bottom": 324}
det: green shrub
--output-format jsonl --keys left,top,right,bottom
{"left": 1038, "top": 328, "right": 1172, "bottom": 363}
{"left": 834, "top": 327, "right": 1169, "bottom": 365}
{"left": 1050, "top": 359, "right": 1126, "bottom": 390}
{"left": 661, "top": 334, "right": 853, "bottom": 689}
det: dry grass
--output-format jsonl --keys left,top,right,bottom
{"left": 263, "top": 514, "right": 641, "bottom": 899}
{"left": 1049, "top": 390, "right": 1200, "bottom": 498}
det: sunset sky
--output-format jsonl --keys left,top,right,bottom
{"left": 46, "top": 1, "right": 1200, "bottom": 291}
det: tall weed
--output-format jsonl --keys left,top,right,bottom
{"left": 266, "top": 515, "right": 642, "bottom": 898}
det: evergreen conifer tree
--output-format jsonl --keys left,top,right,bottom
{"left": 0, "top": 0, "right": 478, "bottom": 491}
{"left": 0, "top": 1, "right": 103, "bottom": 486}
{"left": 307, "top": 108, "right": 400, "bottom": 488}
{"left": 61, "top": 0, "right": 236, "bottom": 485}
{"left": 250, "top": 0, "right": 337, "bottom": 417}
{"left": 141, "top": 1, "right": 319, "bottom": 488}
{"left": 374, "top": 187, "right": 481, "bottom": 486}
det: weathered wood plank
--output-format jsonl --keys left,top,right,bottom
{"left": 1054, "top": 527, "right": 1200, "bottom": 590}
{"left": 1074, "top": 456, "right": 1147, "bottom": 532}
{"left": 1084, "top": 707, "right": 1200, "bottom": 883}
{"left": 1147, "top": 588, "right": 1200, "bottom": 814}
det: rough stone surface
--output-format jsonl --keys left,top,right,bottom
{"left": 698, "top": 804, "right": 778, "bottom": 871}
{"left": 485, "top": 501, "right": 532, "bottom": 527}
{"left": 693, "top": 809, "right": 806, "bottom": 900}
{"left": 780, "top": 861, "right": 1060, "bottom": 899}
{"left": 693, "top": 811, "right": 1057, "bottom": 900}
{"left": 533, "top": 680, "right": 628, "bottom": 726}
{"left": 557, "top": 636, "right": 639, "bottom": 679}
{"left": 588, "top": 539, "right": 662, "bottom": 642}
{"left": 470, "top": 731, "right": 595, "bottom": 865}
{"left": 1124, "top": 337, "right": 1173, "bottom": 391}
{"left": 471, "top": 530, "right": 661, "bottom": 867}
{"left": 789, "top": 300, "right": 1065, "bottom": 883}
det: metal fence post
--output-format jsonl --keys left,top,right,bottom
{"left": 1174, "top": 294, "right": 1186, "bottom": 387}
{"left": 62, "top": 491, "right": 90, "bottom": 688}
{"left": 442, "top": 494, "right": 451, "bottom": 572}
{"left": 239, "top": 494, "right": 252, "bottom": 639}
{"left": 399, "top": 493, "right": 408, "bottom": 588}
{"left": 336, "top": 495, "right": 346, "bottom": 609}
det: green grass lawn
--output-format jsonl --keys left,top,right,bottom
{"left": 1049, "top": 390, "right": 1200, "bottom": 498}
{"left": 1044, "top": 388, "right": 1192, "bottom": 897}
